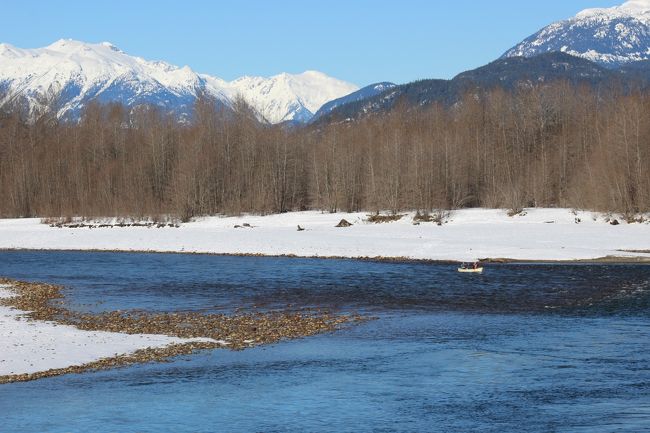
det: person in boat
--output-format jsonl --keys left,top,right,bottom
{"left": 473, "top": 262, "right": 479, "bottom": 270}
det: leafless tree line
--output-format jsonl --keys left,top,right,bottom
{"left": 0, "top": 82, "right": 648, "bottom": 219}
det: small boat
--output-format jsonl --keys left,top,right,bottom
{"left": 458, "top": 267, "right": 484, "bottom": 274}
{"left": 458, "top": 262, "right": 484, "bottom": 274}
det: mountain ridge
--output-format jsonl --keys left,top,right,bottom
{"left": 315, "top": 52, "right": 650, "bottom": 123}
{"left": 502, "top": 0, "right": 650, "bottom": 67}
{"left": 316, "top": 1, "right": 650, "bottom": 123}
{"left": 0, "top": 39, "right": 359, "bottom": 123}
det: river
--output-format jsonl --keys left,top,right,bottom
{"left": 0, "top": 251, "right": 649, "bottom": 432}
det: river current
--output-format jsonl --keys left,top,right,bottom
{"left": 0, "top": 251, "right": 648, "bottom": 432}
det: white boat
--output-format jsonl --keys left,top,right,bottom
{"left": 458, "top": 262, "right": 484, "bottom": 273}
{"left": 457, "top": 267, "right": 484, "bottom": 274}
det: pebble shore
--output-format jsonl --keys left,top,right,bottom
{"left": 0, "top": 278, "right": 365, "bottom": 384}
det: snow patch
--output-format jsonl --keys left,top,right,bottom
{"left": 0, "top": 285, "right": 210, "bottom": 377}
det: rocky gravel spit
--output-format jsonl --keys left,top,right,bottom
{"left": 0, "top": 278, "right": 366, "bottom": 384}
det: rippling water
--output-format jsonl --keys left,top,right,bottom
{"left": 1, "top": 251, "right": 649, "bottom": 432}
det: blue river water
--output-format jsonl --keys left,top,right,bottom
{"left": 0, "top": 251, "right": 649, "bottom": 432}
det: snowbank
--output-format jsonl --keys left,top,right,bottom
{"left": 0, "top": 284, "right": 208, "bottom": 377}
{"left": 0, "top": 209, "right": 648, "bottom": 262}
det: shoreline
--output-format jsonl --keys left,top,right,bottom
{"left": 0, "top": 279, "right": 364, "bottom": 384}
{"left": 1, "top": 209, "right": 649, "bottom": 263}
{"left": 0, "top": 341, "right": 220, "bottom": 385}
{"left": 1, "top": 247, "right": 649, "bottom": 264}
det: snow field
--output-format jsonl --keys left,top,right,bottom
{"left": 0, "top": 208, "right": 648, "bottom": 262}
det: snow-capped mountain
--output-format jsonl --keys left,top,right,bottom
{"left": 0, "top": 39, "right": 359, "bottom": 123}
{"left": 503, "top": 0, "right": 650, "bottom": 67}
{"left": 206, "top": 71, "right": 359, "bottom": 123}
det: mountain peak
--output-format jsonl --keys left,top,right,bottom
{"left": 0, "top": 42, "right": 20, "bottom": 58}
{"left": 46, "top": 38, "right": 90, "bottom": 51}
{"left": 99, "top": 41, "right": 122, "bottom": 52}
{"left": 209, "top": 70, "right": 357, "bottom": 123}
{"left": 298, "top": 70, "right": 328, "bottom": 78}
{"left": 577, "top": 0, "right": 650, "bottom": 20}
{"left": 44, "top": 39, "right": 127, "bottom": 58}
{"left": 503, "top": 0, "right": 650, "bottom": 67}
{"left": 0, "top": 39, "right": 358, "bottom": 123}
{"left": 619, "top": 0, "right": 650, "bottom": 12}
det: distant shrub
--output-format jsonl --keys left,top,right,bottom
{"left": 431, "top": 210, "right": 451, "bottom": 226}
{"left": 507, "top": 208, "right": 524, "bottom": 217}
{"left": 367, "top": 213, "right": 404, "bottom": 224}
{"left": 413, "top": 211, "right": 434, "bottom": 223}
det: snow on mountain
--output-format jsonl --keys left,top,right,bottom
{"left": 204, "top": 71, "right": 358, "bottom": 123}
{"left": 503, "top": 0, "right": 650, "bottom": 67}
{"left": 0, "top": 39, "right": 359, "bottom": 123}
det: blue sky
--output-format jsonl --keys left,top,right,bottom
{"left": 1, "top": 0, "right": 622, "bottom": 86}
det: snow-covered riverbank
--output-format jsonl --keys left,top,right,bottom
{"left": 0, "top": 284, "right": 212, "bottom": 378}
{"left": 0, "top": 209, "right": 648, "bottom": 262}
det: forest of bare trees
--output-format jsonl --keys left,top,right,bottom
{"left": 0, "top": 82, "right": 649, "bottom": 219}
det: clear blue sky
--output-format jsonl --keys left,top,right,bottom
{"left": 1, "top": 0, "right": 622, "bottom": 86}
